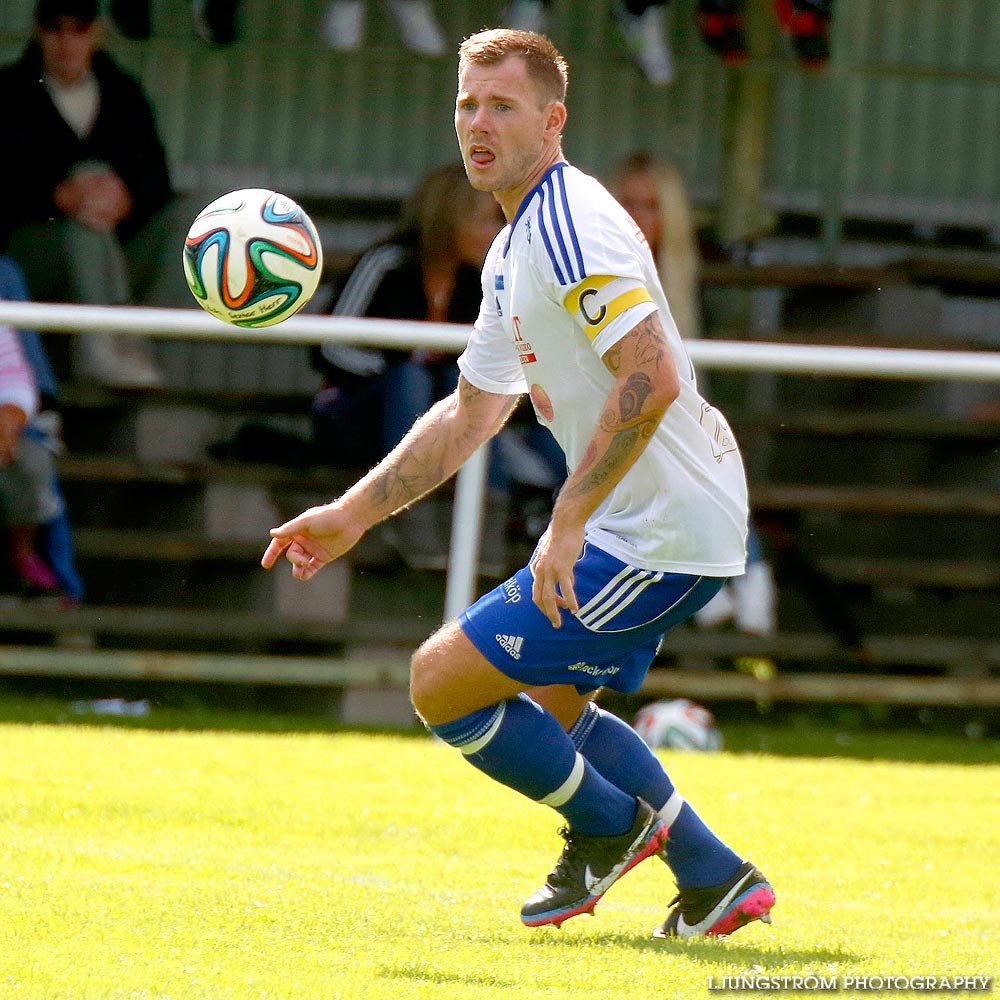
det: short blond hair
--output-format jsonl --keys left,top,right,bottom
{"left": 459, "top": 28, "right": 568, "bottom": 106}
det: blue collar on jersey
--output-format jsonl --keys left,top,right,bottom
{"left": 503, "top": 161, "right": 570, "bottom": 259}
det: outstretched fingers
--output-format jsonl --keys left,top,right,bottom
{"left": 260, "top": 511, "right": 320, "bottom": 571}
{"left": 260, "top": 534, "right": 291, "bottom": 569}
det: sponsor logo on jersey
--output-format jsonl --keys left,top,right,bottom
{"left": 494, "top": 275, "right": 504, "bottom": 290}
{"left": 700, "top": 402, "right": 738, "bottom": 463}
{"left": 496, "top": 634, "right": 524, "bottom": 659}
{"left": 512, "top": 315, "right": 536, "bottom": 364}
{"left": 502, "top": 577, "right": 521, "bottom": 604}
{"left": 566, "top": 661, "right": 620, "bottom": 678}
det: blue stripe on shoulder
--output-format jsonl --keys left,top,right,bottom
{"left": 543, "top": 174, "right": 577, "bottom": 284}
{"left": 555, "top": 169, "right": 586, "bottom": 280}
{"left": 536, "top": 186, "right": 567, "bottom": 285}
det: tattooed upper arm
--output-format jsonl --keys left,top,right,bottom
{"left": 601, "top": 310, "right": 671, "bottom": 377}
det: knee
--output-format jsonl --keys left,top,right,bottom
{"left": 409, "top": 639, "right": 441, "bottom": 723}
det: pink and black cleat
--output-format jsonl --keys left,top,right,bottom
{"left": 654, "top": 860, "right": 775, "bottom": 938}
{"left": 522, "top": 799, "right": 669, "bottom": 928}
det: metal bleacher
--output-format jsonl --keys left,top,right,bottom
{"left": 1, "top": 0, "right": 999, "bottom": 710}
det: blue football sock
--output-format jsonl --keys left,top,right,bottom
{"left": 569, "top": 702, "right": 742, "bottom": 888}
{"left": 664, "top": 802, "right": 743, "bottom": 889}
{"left": 429, "top": 693, "right": 638, "bottom": 837}
{"left": 568, "top": 701, "right": 674, "bottom": 809}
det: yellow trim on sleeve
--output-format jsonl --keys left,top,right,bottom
{"left": 582, "top": 287, "right": 653, "bottom": 340}
{"left": 563, "top": 274, "right": 616, "bottom": 315}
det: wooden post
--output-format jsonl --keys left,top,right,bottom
{"left": 715, "top": 0, "right": 779, "bottom": 249}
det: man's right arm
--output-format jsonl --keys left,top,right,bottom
{"left": 262, "top": 376, "right": 520, "bottom": 578}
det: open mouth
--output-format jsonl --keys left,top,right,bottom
{"left": 469, "top": 145, "right": 495, "bottom": 167}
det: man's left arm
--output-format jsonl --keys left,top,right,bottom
{"left": 531, "top": 309, "right": 680, "bottom": 626}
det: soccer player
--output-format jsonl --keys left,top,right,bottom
{"left": 262, "top": 28, "right": 775, "bottom": 938}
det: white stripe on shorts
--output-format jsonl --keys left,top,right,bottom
{"left": 576, "top": 566, "right": 664, "bottom": 631}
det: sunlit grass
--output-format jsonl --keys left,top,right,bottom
{"left": 1, "top": 707, "right": 997, "bottom": 998}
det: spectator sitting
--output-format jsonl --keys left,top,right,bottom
{"left": 0, "top": 256, "right": 84, "bottom": 604}
{"left": 0, "top": 325, "right": 78, "bottom": 602}
{"left": 322, "top": 0, "right": 446, "bottom": 56}
{"left": 610, "top": 152, "right": 777, "bottom": 635}
{"left": 313, "top": 163, "right": 510, "bottom": 572}
{"left": 0, "top": 0, "right": 174, "bottom": 388}
{"left": 609, "top": 151, "right": 703, "bottom": 342}
{"left": 0, "top": 257, "right": 85, "bottom": 603}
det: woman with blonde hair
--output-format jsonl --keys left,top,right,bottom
{"left": 610, "top": 152, "right": 702, "bottom": 342}
{"left": 611, "top": 152, "right": 777, "bottom": 636}
{"left": 314, "top": 163, "right": 510, "bottom": 571}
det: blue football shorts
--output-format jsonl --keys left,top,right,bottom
{"left": 459, "top": 541, "right": 727, "bottom": 694}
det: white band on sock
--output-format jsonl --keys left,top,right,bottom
{"left": 540, "top": 752, "right": 586, "bottom": 807}
{"left": 459, "top": 703, "right": 506, "bottom": 755}
{"left": 658, "top": 790, "right": 685, "bottom": 828}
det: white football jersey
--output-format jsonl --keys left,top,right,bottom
{"left": 458, "top": 163, "right": 748, "bottom": 576}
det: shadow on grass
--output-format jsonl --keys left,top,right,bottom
{"left": 376, "top": 964, "right": 515, "bottom": 989}
{"left": 529, "top": 930, "right": 861, "bottom": 967}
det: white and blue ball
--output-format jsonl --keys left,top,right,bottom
{"left": 633, "top": 698, "right": 723, "bottom": 752}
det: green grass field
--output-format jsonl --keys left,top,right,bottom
{"left": 1, "top": 697, "right": 997, "bottom": 999}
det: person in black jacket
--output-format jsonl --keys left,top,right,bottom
{"left": 312, "top": 163, "right": 513, "bottom": 572}
{"left": 0, "top": 0, "right": 173, "bottom": 387}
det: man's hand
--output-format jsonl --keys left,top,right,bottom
{"left": 530, "top": 519, "right": 585, "bottom": 628}
{"left": 54, "top": 169, "right": 133, "bottom": 232}
{"left": 261, "top": 503, "right": 366, "bottom": 580}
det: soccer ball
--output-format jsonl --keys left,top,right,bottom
{"left": 182, "top": 188, "right": 323, "bottom": 327}
{"left": 633, "top": 698, "right": 723, "bottom": 752}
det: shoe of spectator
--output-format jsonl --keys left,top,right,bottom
{"left": 74, "top": 334, "right": 162, "bottom": 389}
{"left": 501, "top": 0, "right": 549, "bottom": 34}
{"left": 192, "top": 0, "right": 239, "bottom": 45}
{"left": 382, "top": 501, "right": 449, "bottom": 572}
{"left": 111, "top": 0, "right": 151, "bottom": 39}
{"left": 15, "top": 552, "right": 61, "bottom": 597}
{"left": 693, "top": 583, "right": 735, "bottom": 630}
{"left": 697, "top": 0, "right": 747, "bottom": 66}
{"left": 774, "top": 0, "right": 833, "bottom": 68}
{"left": 387, "top": 0, "right": 447, "bottom": 56}
{"left": 322, "top": 0, "right": 365, "bottom": 50}
{"left": 611, "top": 1, "right": 675, "bottom": 86}
{"left": 732, "top": 561, "right": 777, "bottom": 635}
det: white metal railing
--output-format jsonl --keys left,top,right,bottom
{"left": 3, "top": 300, "right": 1000, "bottom": 619}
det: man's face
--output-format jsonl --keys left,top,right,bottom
{"left": 37, "top": 16, "right": 99, "bottom": 86}
{"left": 455, "top": 56, "right": 558, "bottom": 214}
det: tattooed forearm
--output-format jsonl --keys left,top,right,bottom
{"left": 553, "top": 310, "right": 678, "bottom": 522}
{"left": 356, "top": 382, "right": 520, "bottom": 521}
{"left": 561, "top": 414, "right": 659, "bottom": 500}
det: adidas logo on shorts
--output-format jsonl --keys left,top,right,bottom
{"left": 496, "top": 633, "right": 524, "bottom": 659}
